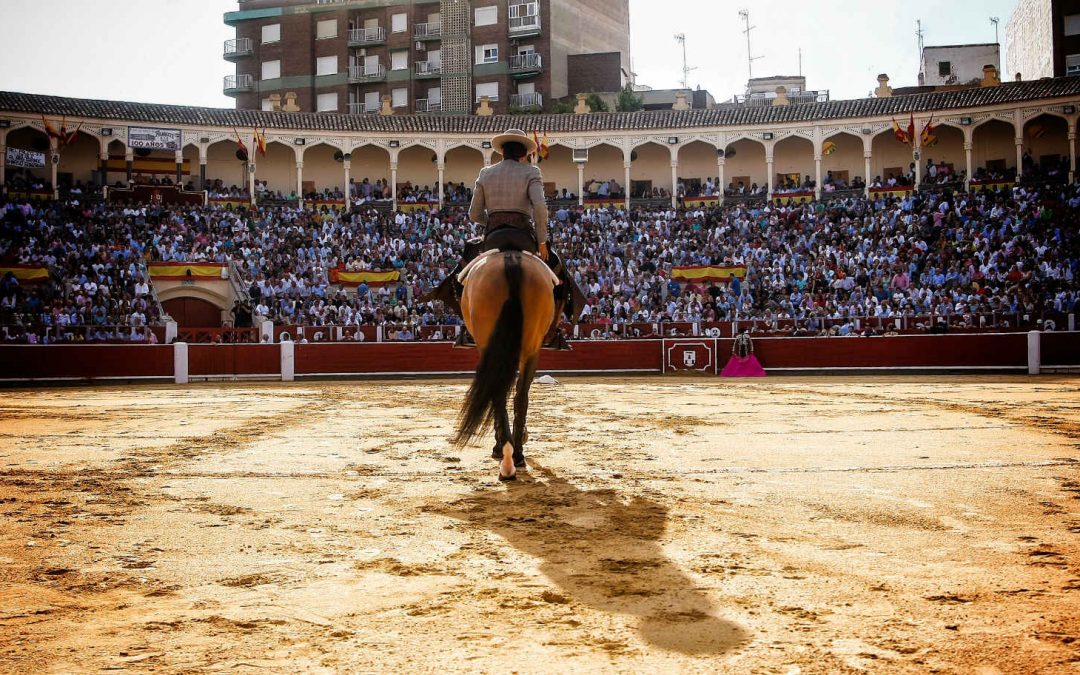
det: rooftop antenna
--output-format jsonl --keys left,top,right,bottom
{"left": 798, "top": 47, "right": 802, "bottom": 77}
{"left": 738, "top": 9, "right": 762, "bottom": 84}
{"left": 990, "top": 16, "right": 1000, "bottom": 44}
{"left": 673, "top": 33, "right": 697, "bottom": 89}
{"left": 916, "top": 19, "right": 926, "bottom": 84}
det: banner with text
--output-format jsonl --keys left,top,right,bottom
{"left": 6, "top": 147, "right": 46, "bottom": 168}
{"left": 128, "top": 126, "right": 182, "bottom": 151}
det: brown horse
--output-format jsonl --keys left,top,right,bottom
{"left": 453, "top": 251, "right": 556, "bottom": 481}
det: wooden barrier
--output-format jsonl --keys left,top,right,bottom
{"left": 1, "top": 332, "right": 1076, "bottom": 383}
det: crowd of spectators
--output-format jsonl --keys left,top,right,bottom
{"left": 2, "top": 175, "right": 1078, "bottom": 344}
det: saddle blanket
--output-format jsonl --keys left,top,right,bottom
{"left": 457, "top": 250, "right": 560, "bottom": 287}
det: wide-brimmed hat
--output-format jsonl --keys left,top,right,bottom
{"left": 490, "top": 128, "right": 536, "bottom": 155}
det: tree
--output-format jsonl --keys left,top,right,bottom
{"left": 585, "top": 93, "right": 610, "bottom": 113}
{"left": 616, "top": 84, "right": 643, "bottom": 112}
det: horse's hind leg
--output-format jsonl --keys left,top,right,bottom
{"left": 512, "top": 355, "right": 538, "bottom": 468}
{"left": 494, "top": 395, "right": 516, "bottom": 481}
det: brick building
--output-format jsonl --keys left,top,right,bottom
{"left": 1006, "top": 0, "right": 1080, "bottom": 80}
{"left": 222, "top": 0, "right": 631, "bottom": 115}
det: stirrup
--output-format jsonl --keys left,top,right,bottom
{"left": 542, "top": 331, "right": 572, "bottom": 351}
{"left": 453, "top": 330, "right": 476, "bottom": 349}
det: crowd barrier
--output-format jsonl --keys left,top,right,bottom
{"left": 1, "top": 331, "right": 1076, "bottom": 384}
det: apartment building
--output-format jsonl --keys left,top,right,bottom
{"left": 222, "top": 0, "right": 631, "bottom": 115}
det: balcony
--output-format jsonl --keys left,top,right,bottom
{"left": 415, "top": 61, "right": 442, "bottom": 78}
{"left": 416, "top": 99, "right": 442, "bottom": 113}
{"left": 223, "top": 38, "right": 253, "bottom": 60}
{"left": 347, "top": 26, "right": 386, "bottom": 47}
{"left": 509, "top": 52, "right": 542, "bottom": 76}
{"left": 223, "top": 74, "right": 254, "bottom": 95}
{"left": 414, "top": 22, "right": 441, "bottom": 40}
{"left": 348, "top": 102, "right": 380, "bottom": 114}
{"left": 508, "top": 3, "right": 541, "bottom": 36}
{"left": 510, "top": 92, "right": 542, "bottom": 110}
{"left": 348, "top": 63, "right": 386, "bottom": 83}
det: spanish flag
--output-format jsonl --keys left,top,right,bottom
{"left": 233, "top": 127, "right": 249, "bottom": 161}
{"left": 822, "top": 140, "right": 837, "bottom": 155}
{"left": 671, "top": 265, "right": 747, "bottom": 282}
{"left": 147, "top": 262, "right": 227, "bottom": 280}
{"left": 920, "top": 115, "right": 937, "bottom": 148}
{"left": 892, "top": 118, "right": 909, "bottom": 144}
{"left": 253, "top": 127, "right": 267, "bottom": 157}
{"left": 331, "top": 269, "right": 400, "bottom": 286}
{"left": 540, "top": 133, "right": 550, "bottom": 161}
{"left": 0, "top": 266, "right": 49, "bottom": 283}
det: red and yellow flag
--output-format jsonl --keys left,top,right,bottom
{"left": 147, "top": 262, "right": 226, "bottom": 280}
{"left": 252, "top": 127, "right": 267, "bottom": 157}
{"left": 330, "top": 269, "right": 400, "bottom": 286}
{"left": 671, "top": 265, "right": 747, "bottom": 282}
{"left": 920, "top": 115, "right": 937, "bottom": 148}
{"left": 0, "top": 265, "right": 49, "bottom": 283}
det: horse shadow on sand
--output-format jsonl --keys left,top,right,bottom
{"left": 436, "top": 462, "right": 750, "bottom": 655}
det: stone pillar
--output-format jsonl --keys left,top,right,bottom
{"left": 964, "top": 142, "right": 974, "bottom": 189}
{"left": 296, "top": 161, "right": 304, "bottom": 208}
{"left": 1027, "top": 330, "right": 1041, "bottom": 375}
{"left": 670, "top": 159, "right": 678, "bottom": 208}
{"left": 343, "top": 158, "right": 351, "bottom": 209}
{"left": 50, "top": 139, "right": 59, "bottom": 199}
{"left": 174, "top": 342, "right": 189, "bottom": 384}
{"left": 717, "top": 156, "right": 725, "bottom": 205}
{"left": 98, "top": 151, "right": 108, "bottom": 188}
{"left": 623, "top": 161, "right": 631, "bottom": 210}
{"left": 175, "top": 149, "right": 183, "bottom": 185}
{"left": 390, "top": 161, "right": 398, "bottom": 211}
{"left": 913, "top": 145, "right": 921, "bottom": 187}
{"left": 437, "top": 162, "right": 445, "bottom": 208}
{"left": 482, "top": 150, "right": 493, "bottom": 167}
{"left": 125, "top": 148, "right": 133, "bottom": 184}
{"left": 1069, "top": 129, "right": 1077, "bottom": 183}
{"left": 280, "top": 340, "right": 295, "bottom": 382}
{"left": 863, "top": 150, "right": 872, "bottom": 197}
{"left": 0, "top": 129, "right": 5, "bottom": 193}
{"left": 199, "top": 152, "right": 207, "bottom": 189}
{"left": 577, "top": 163, "right": 584, "bottom": 206}
{"left": 766, "top": 152, "right": 775, "bottom": 197}
{"left": 814, "top": 153, "right": 822, "bottom": 200}
{"left": 248, "top": 161, "right": 256, "bottom": 205}
{"left": 1015, "top": 136, "right": 1024, "bottom": 180}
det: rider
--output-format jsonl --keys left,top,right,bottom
{"left": 423, "top": 128, "right": 583, "bottom": 350}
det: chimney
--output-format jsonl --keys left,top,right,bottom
{"left": 476, "top": 95, "right": 494, "bottom": 116}
{"left": 981, "top": 65, "right": 1001, "bottom": 87}
{"left": 282, "top": 92, "right": 300, "bottom": 112}
{"left": 379, "top": 94, "right": 394, "bottom": 115}
{"left": 574, "top": 93, "right": 590, "bottom": 114}
{"left": 269, "top": 93, "right": 282, "bottom": 112}
{"left": 875, "top": 74, "right": 892, "bottom": 98}
{"left": 673, "top": 91, "right": 691, "bottom": 110}
{"left": 772, "top": 86, "right": 790, "bottom": 107}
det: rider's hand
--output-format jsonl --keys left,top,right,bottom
{"left": 539, "top": 242, "right": 550, "bottom": 261}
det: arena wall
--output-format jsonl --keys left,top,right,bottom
{"left": 2, "top": 332, "right": 1074, "bottom": 384}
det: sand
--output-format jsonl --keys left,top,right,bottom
{"left": 0, "top": 375, "right": 1078, "bottom": 673}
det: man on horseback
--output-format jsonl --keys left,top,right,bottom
{"left": 423, "top": 128, "right": 583, "bottom": 350}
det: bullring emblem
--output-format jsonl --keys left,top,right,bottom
{"left": 682, "top": 350, "right": 697, "bottom": 367}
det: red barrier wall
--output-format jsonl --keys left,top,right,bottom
{"left": 1041, "top": 331, "right": 1080, "bottom": 367}
{"left": 0, "top": 345, "right": 174, "bottom": 381}
{"left": 188, "top": 344, "right": 279, "bottom": 377}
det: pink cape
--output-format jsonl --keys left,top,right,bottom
{"left": 720, "top": 355, "right": 767, "bottom": 377}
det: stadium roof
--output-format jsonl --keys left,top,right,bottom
{"left": 2, "top": 77, "right": 1079, "bottom": 133}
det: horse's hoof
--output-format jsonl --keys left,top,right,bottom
{"left": 514, "top": 457, "right": 527, "bottom": 469}
{"left": 498, "top": 473, "right": 517, "bottom": 482}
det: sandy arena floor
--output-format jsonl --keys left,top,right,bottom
{"left": 0, "top": 375, "right": 1078, "bottom": 674}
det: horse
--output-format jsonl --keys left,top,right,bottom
{"left": 453, "top": 251, "right": 556, "bottom": 481}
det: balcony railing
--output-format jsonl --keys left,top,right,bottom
{"left": 416, "top": 99, "right": 442, "bottom": 113}
{"left": 415, "top": 61, "right": 442, "bottom": 77}
{"left": 347, "top": 26, "right": 386, "bottom": 46}
{"left": 509, "top": 52, "right": 542, "bottom": 74}
{"left": 223, "top": 74, "right": 254, "bottom": 95}
{"left": 348, "top": 102, "right": 380, "bottom": 114}
{"left": 348, "top": 63, "right": 386, "bottom": 83}
{"left": 732, "top": 90, "right": 830, "bottom": 106}
{"left": 510, "top": 92, "right": 542, "bottom": 109}
{"left": 508, "top": 3, "right": 541, "bottom": 35}
{"left": 223, "top": 37, "right": 253, "bottom": 60}
{"left": 414, "top": 22, "right": 441, "bottom": 40}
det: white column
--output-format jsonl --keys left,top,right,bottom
{"left": 766, "top": 152, "right": 775, "bottom": 197}
{"left": 165, "top": 320, "right": 178, "bottom": 344}
{"left": 577, "top": 163, "right": 584, "bottom": 206}
{"left": 437, "top": 162, "right": 445, "bottom": 208}
{"left": 1015, "top": 136, "right": 1024, "bottom": 180}
{"left": 1027, "top": 330, "right": 1041, "bottom": 375}
{"left": 863, "top": 150, "right": 872, "bottom": 197}
{"left": 813, "top": 153, "right": 822, "bottom": 200}
{"left": 174, "top": 149, "right": 183, "bottom": 185}
{"left": 390, "top": 161, "right": 398, "bottom": 211}
{"left": 1069, "top": 130, "right": 1076, "bottom": 183}
{"left": 280, "top": 340, "right": 295, "bottom": 382}
{"left": 913, "top": 142, "right": 922, "bottom": 187}
{"left": 483, "top": 150, "right": 493, "bottom": 167}
{"left": 343, "top": 158, "right": 351, "bottom": 208}
{"left": 98, "top": 150, "right": 109, "bottom": 188}
{"left": 717, "top": 156, "right": 725, "bottom": 205}
{"left": 248, "top": 161, "right": 256, "bottom": 205}
{"left": 0, "top": 130, "right": 6, "bottom": 194}
{"left": 295, "top": 161, "right": 304, "bottom": 207}
{"left": 670, "top": 160, "right": 678, "bottom": 208}
{"left": 964, "top": 142, "right": 973, "bottom": 189}
{"left": 623, "top": 161, "right": 631, "bottom": 209}
{"left": 174, "top": 342, "right": 189, "bottom": 384}
{"left": 50, "top": 139, "right": 59, "bottom": 199}
{"left": 260, "top": 319, "right": 274, "bottom": 343}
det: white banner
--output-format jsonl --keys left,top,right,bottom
{"left": 6, "top": 147, "right": 46, "bottom": 168}
{"left": 128, "top": 126, "right": 182, "bottom": 151}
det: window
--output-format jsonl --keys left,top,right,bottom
{"left": 391, "top": 13, "right": 406, "bottom": 33}
{"left": 364, "top": 91, "right": 381, "bottom": 112}
{"left": 392, "top": 88, "right": 407, "bottom": 108}
{"left": 261, "top": 59, "right": 281, "bottom": 80}
{"left": 391, "top": 50, "right": 407, "bottom": 71}
{"left": 518, "top": 82, "right": 535, "bottom": 95}
{"left": 261, "top": 23, "right": 281, "bottom": 44}
{"left": 317, "top": 92, "right": 338, "bottom": 112}
{"left": 1066, "top": 13, "right": 1080, "bottom": 36}
{"left": 1068, "top": 54, "right": 1080, "bottom": 76}
{"left": 476, "top": 81, "right": 499, "bottom": 102}
{"left": 261, "top": 98, "right": 274, "bottom": 111}
{"left": 428, "top": 49, "right": 442, "bottom": 67}
{"left": 428, "top": 86, "right": 441, "bottom": 103}
{"left": 316, "top": 19, "right": 337, "bottom": 39}
{"left": 474, "top": 6, "right": 497, "bottom": 26}
{"left": 316, "top": 55, "right": 338, "bottom": 76}
{"left": 937, "top": 61, "right": 951, "bottom": 78}
{"left": 475, "top": 43, "right": 498, "bottom": 64}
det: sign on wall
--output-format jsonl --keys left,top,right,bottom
{"left": 6, "top": 147, "right": 46, "bottom": 168}
{"left": 128, "top": 126, "right": 182, "bottom": 151}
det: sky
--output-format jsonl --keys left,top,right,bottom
{"left": 0, "top": 0, "right": 1021, "bottom": 109}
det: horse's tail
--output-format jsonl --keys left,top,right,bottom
{"left": 454, "top": 253, "right": 523, "bottom": 446}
